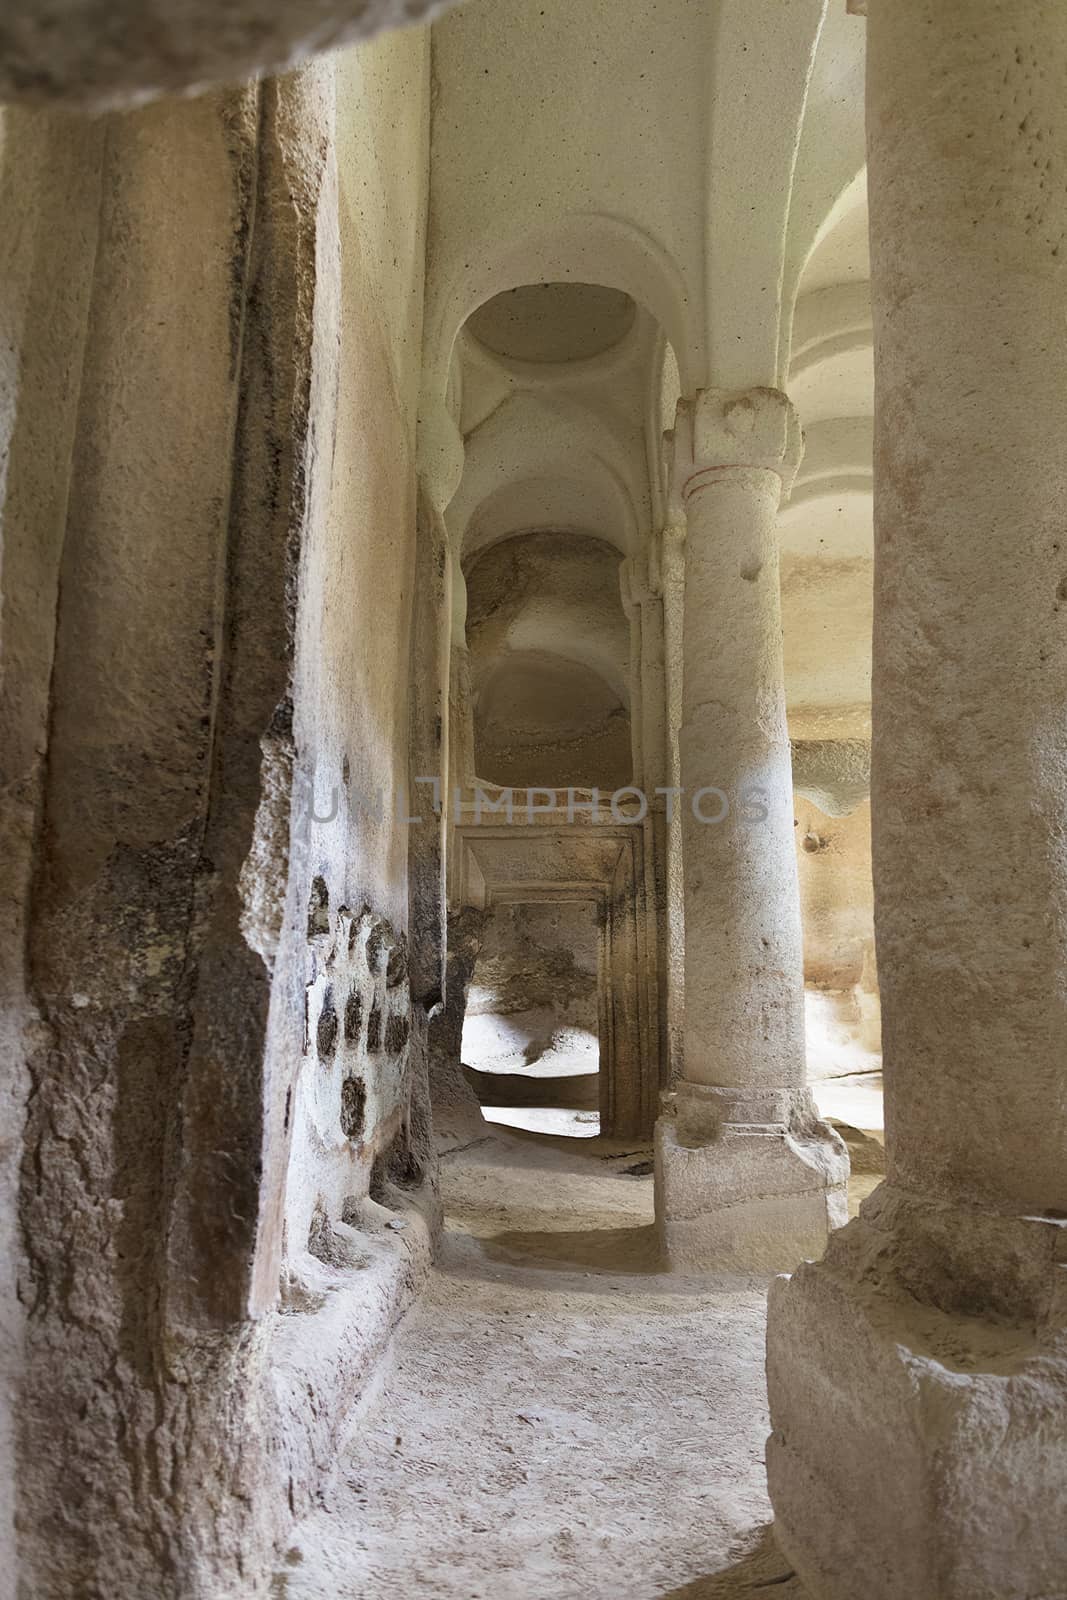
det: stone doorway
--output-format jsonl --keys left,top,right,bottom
{"left": 453, "top": 811, "right": 661, "bottom": 1140}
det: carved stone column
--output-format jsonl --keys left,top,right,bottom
{"left": 654, "top": 387, "right": 848, "bottom": 1270}
{"left": 767, "top": 3, "right": 1067, "bottom": 1595}
{"left": 660, "top": 520, "right": 687, "bottom": 1082}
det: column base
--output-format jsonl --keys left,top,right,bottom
{"left": 767, "top": 1183, "right": 1067, "bottom": 1600}
{"left": 654, "top": 1083, "right": 849, "bottom": 1272}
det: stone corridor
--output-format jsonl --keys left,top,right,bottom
{"left": 277, "top": 1132, "right": 788, "bottom": 1600}
{"left": 2, "top": 1, "right": 1065, "bottom": 1596}
{"left": 278, "top": 1100, "right": 882, "bottom": 1599}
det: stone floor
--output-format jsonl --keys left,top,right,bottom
{"left": 272, "top": 1119, "right": 873, "bottom": 1597}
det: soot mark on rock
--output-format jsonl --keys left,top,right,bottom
{"left": 308, "top": 876, "right": 330, "bottom": 938}
{"left": 386, "top": 938, "right": 408, "bottom": 989}
{"left": 344, "top": 990, "right": 363, "bottom": 1044}
{"left": 340, "top": 1077, "right": 366, "bottom": 1140}
{"left": 317, "top": 989, "right": 338, "bottom": 1058}
{"left": 385, "top": 1013, "right": 410, "bottom": 1054}
{"left": 366, "top": 920, "right": 395, "bottom": 976}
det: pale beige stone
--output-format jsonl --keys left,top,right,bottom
{"left": 29, "top": 0, "right": 1067, "bottom": 1593}
{"left": 654, "top": 387, "right": 849, "bottom": 1270}
{"left": 0, "top": 0, "right": 452, "bottom": 107}
{"left": 767, "top": 0, "right": 1067, "bottom": 1594}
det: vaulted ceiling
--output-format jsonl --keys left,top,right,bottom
{"left": 421, "top": 0, "right": 872, "bottom": 758}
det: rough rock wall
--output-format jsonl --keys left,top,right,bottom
{"left": 0, "top": 103, "right": 107, "bottom": 1600}
{"left": 0, "top": 0, "right": 454, "bottom": 109}
{"left": 273, "top": 27, "right": 435, "bottom": 1287}
{"left": 14, "top": 83, "right": 266, "bottom": 1597}
{"left": 3, "top": 28, "right": 435, "bottom": 1598}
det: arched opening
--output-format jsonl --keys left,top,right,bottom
{"left": 440, "top": 268, "right": 674, "bottom": 1149}
{"left": 464, "top": 529, "right": 632, "bottom": 792}
{"left": 466, "top": 281, "right": 638, "bottom": 365}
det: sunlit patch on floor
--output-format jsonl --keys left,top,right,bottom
{"left": 481, "top": 1105, "right": 602, "bottom": 1138}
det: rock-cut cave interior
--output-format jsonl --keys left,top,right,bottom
{"left": 0, "top": 1, "right": 1064, "bottom": 1596}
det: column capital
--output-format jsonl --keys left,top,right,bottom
{"left": 668, "top": 386, "right": 803, "bottom": 513}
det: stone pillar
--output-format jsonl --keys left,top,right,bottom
{"left": 767, "top": 4, "right": 1067, "bottom": 1596}
{"left": 654, "top": 388, "right": 848, "bottom": 1270}
{"left": 660, "top": 520, "right": 687, "bottom": 1082}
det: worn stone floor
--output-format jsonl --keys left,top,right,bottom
{"left": 272, "top": 1117, "right": 878, "bottom": 1598}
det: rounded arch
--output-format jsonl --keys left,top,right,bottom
{"left": 780, "top": 164, "right": 869, "bottom": 377}
{"left": 446, "top": 389, "right": 644, "bottom": 560}
{"left": 798, "top": 167, "right": 870, "bottom": 297}
{"left": 423, "top": 211, "right": 697, "bottom": 410}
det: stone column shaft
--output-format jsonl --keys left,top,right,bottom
{"left": 679, "top": 461, "right": 804, "bottom": 1094}
{"left": 661, "top": 521, "right": 687, "bottom": 1082}
{"left": 870, "top": 11, "right": 1067, "bottom": 1218}
{"left": 654, "top": 388, "right": 847, "bottom": 1270}
{"left": 767, "top": 5, "right": 1067, "bottom": 1596}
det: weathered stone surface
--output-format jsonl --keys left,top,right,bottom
{"left": 0, "top": 0, "right": 452, "bottom": 108}
{"left": 3, "top": 27, "right": 437, "bottom": 1595}
{"left": 768, "top": 1193, "right": 1067, "bottom": 1599}
{"left": 25, "top": 0, "right": 1067, "bottom": 1590}
{"left": 768, "top": 0, "right": 1067, "bottom": 1591}
{"left": 0, "top": 103, "right": 106, "bottom": 1597}
{"left": 453, "top": 817, "right": 659, "bottom": 1139}
{"left": 656, "top": 1085, "right": 848, "bottom": 1271}
{"left": 15, "top": 83, "right": 271, "bottom": 1597}
{"left": 463, "top": 900, "right": 599, "bottom": 1081}
{"left": 407, "top": 484, "right": 450, "bottom": 1008}
{"left": 464, "top": 532, "right": 634, "bottom": 792}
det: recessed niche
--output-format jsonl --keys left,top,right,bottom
{"left": 307, "top": 876, "right": 330, "bottom": 939}
{"left": 340, "top": 1076, "right": 367, "bottom": 1141}
{"left": 344, "top": 990, "right": 363, "bottom": 1044}
{"left": 386, "top": 939, "right": 408, "bottom": 989}
{"left": 385, "top": 1013, "right": 410, "bottom": 1055}
{"left": 467, "top": 282, "right": 637, "bottom": 365}
{"left": 316, "top": 989, "right": 338, "bottom": 1059}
